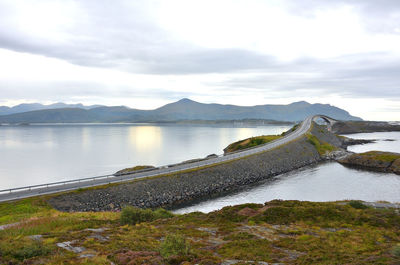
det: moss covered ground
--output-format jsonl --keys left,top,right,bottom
{"left": 115, "top": 165, "right": 155, "bottom": 175}
{"left": 1, "top": 198, "right": 399, "bottom": 264}
{"left": 356, "top": 151, "right": 400, "bottom": 163}
{"left": 224, "top": 135, "right": 282, "bottom": 153}
{"left": 306, "top": 133, "right": 337, "bottom": 155}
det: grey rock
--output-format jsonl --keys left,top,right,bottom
{"left": 56, "top": 241, "right": 86, "bottom": 253}
{"left": 85, "top": 228, "right": 106, "bottom": 233}
{"left": 29, "top": 235, "right": 43, "bottom": 241}
{"left": 0, "top": 222, "right": 20, "bottom": 231}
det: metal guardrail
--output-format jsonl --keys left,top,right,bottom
{"left": 0, "top": 116, "right": 316, "bottom": 196}
{"left": 0, "top": 174, "right": 114, "bottom": 194}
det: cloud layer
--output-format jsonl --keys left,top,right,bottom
{"left": 0, "top": 0, "right": 399, "bottom": 120}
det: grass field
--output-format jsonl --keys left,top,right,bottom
{"left": 1, "top": 198, "right": 399, "bottom": 264}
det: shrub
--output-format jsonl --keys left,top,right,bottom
{"left": 0, "top": 240, "right": 51, "bottom": 261}
{"left": 153, "top": 208, "right": 175, "bottom": 219}
{"left": 160, "top": 234, "right": 190, "bottom": 258}
{"left": 392, "top": 244, "right": 400, "bottom": 257}
{"left": 348, "top": 200, "right": 368, "bottom": 209}
{"left": 120, "top": 206, "right": 174, "bottom": 225}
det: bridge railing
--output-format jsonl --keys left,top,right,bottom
{"left": 0, "top": 174, "right": 115, "bottom": 194}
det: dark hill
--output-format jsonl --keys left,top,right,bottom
{"left": 0, "top": 102, "right": 102, "bottom": 116}
{"left": 0, "top": 99, "right": 361, "bottom": 123}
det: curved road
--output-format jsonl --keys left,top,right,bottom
{"left": 0, "top": 115, "right": 325, "bottom": 202}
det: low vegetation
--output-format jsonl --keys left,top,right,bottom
{"left": 1, "top": 198, "right": 400, "bottom": 264}
{"left": 356, "top": 151, "right": 400, "bottom": 163}
{"left": 120, "top": 206, "right": 174, "bottom": 225}
{"left": 339, "top": 151, "right": 400, "bottom": 175}
{"left": 115, "top": 165, "right": 155, "bottom": 175}
{"left": 224, "top": 135, "right": 282, "bottom": 153}
{"left": 160, "top": 233, "right": 191, "bottom": 259}
{"left": 306, "top": 133, "right": 337, "bottom": 155}
{"left": 281, "top": 123, "right": 299, "bottom": 136}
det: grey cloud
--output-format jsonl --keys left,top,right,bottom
{"left": 0, "top": 0, "right": 277, "bottom": 74}
{"left": 0, "top": 0, "right": 399, "bottom": 108}
{"left": 1, "top": 0, "right": 399, "bottom": 76}
{"left": 285, "top": 0, "right": 400, "bottom": 34}
{"left": 216, "top": 54, "right": 400, "bottom": 99}
{"left": 0, "top": 79, "right": 201, "bottom": 103}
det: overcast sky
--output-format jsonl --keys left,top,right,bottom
{"left": 0, "top": 0, "right": 399, "bottom": 120}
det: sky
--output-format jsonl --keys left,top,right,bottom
{"left": 0, "top": 0, "right": 399, "bottom": 120}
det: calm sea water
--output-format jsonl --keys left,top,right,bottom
{"left": 175, "top": 131, "right": 400, "bottom": 213}
{"left": 1, "top": 124, "right": 399, "bottom": 211}
{"left": 0, "top": 123, "right": 291, "bottom": 190}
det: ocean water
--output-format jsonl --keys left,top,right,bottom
{"left": 175, "top": 131, "right": 400, "bottom": 213}
{"left": 0, "top": 123, "right": 291, "bottom": 190}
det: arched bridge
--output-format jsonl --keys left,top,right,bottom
{"left": 0, "top": 115, "right": 340, "bottom": 202}
{"left": 312, "top": 115, "right": 338, "bottom": 131}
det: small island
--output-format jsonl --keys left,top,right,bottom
{"left": 115, "top": 165, "right": 155, "bottom": 176}
{"left": 223, "top": 135, "right": 282, "bottom": 154}
{"left": 339, "top": 151, "right": 400, "bottom": 175}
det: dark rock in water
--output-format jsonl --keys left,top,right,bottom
{"left": 389, "top": 158, "right": 400, "bottom": 174}
{"left": 338, "top": 151, "right": 400, "bottom": 175}
{"left": 340, "top": 136, "right": 375, "bottom": 147}
{"left": 332, "top": 121, "right": 400, "bottom": 134}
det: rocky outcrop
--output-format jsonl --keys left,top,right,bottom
{"left": 332, "top": 121, "right": 400, "bottom": 134}
{"left": 48, "top": 123, "right": 345, "bottom": 212}
{"left": 338, "top": 151, "right": 400, "bottom": 175}
{"left": 389, "top": 158, "right": 400, "bottom": 174}
{"left": 339, "top": 136, "right": 375, "bottom": 148}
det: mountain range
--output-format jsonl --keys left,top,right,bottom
{"left": 0, "top": 98, "right": 361, "bottom": 123}
{"left": 0, "top": 102, "right": 102, "bottom": 116}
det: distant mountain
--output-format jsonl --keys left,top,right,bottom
{"left": 0, "top": 103, "right": 103, "bottom": 116}
{"left": 0, "top": 99, "right": 362, "bottom": 123}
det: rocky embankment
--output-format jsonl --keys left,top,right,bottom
{"left": 338, "top": 151, "right": 400, "bottom": 175}
{"left": 49, "top": 123, "right": 346, "bottom": 212}
{"left": 332, "top": 120, "right": 400, "bottom": 134}
{"left": 339, "top": 136, "right": 375, "bottom": 147}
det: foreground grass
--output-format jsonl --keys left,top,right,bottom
{"left": 0, "top": 199, "right": 399, "bottom": 264}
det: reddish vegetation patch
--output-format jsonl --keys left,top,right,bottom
{"left": 237, "top": 207, "right": 259, "bottom": 217}
{"left": 114, "top": 250, "right": 162, "bottom": 265}
{"left": 258, "top": 205, "right": 274, "bottom": 213}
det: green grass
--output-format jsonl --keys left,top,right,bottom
{"left": 159, "top": 233, "right": 191, "bottom": 258}
{"left": 349, "top": 200, "right": 369, "bottom": 209}
{"left": 306, "top": 133, "right": 337, "bottom": 155}
{"left": 358, "top": 151, "right": 400, "bottom": 162}
{"left": 1, "top": 199, "right": 400, "bottom": 264}
{"left": 281, "top": 123, "right": 299, "bottom": 136}
{"left": 0, "top": 197, "right": 54, "bottom": 225}
{"left": 115, "top": 165, "right": 155, "bottom": 175}
{"left": 120, "top": 206, "right": 174, "bottom": 225}
{"left": 224, "top": 135, "right": 282, "bottom": 153}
